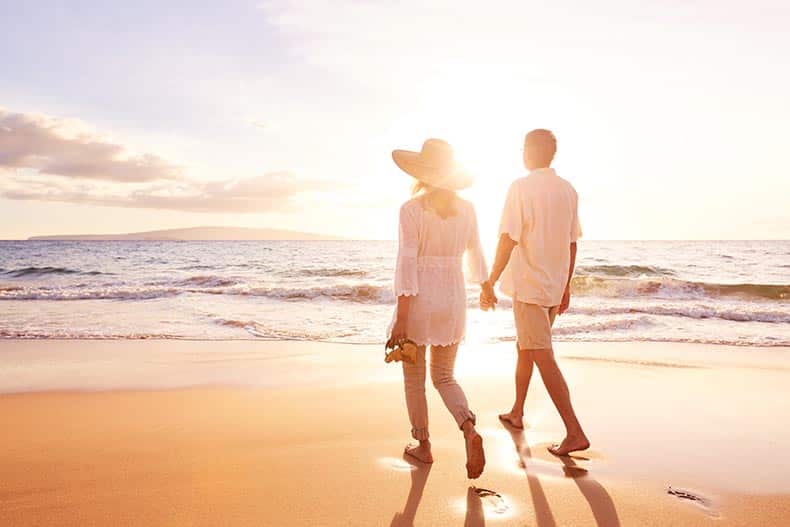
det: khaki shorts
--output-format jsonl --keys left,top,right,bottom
{"left": 513, "top": 302, "right": 559, "bottom": 350}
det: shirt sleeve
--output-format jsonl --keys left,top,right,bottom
{"left": 498, "top": 181, "right": 523, "bottom": 243}
{"left": 465, "top": 203, "right": 489, "bottom": 284}
{"left": 393, "top": 203, "right": 419, "bottom": 296}
{"left": 570, "top": 190, "right": 582, "bottom": 242}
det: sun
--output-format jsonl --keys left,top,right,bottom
{"left": 380, "top": 63, "right": 531, "bottom": 241}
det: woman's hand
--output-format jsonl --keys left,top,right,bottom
{"left": 387, "top": 318, "right": 408, "bottom": 349}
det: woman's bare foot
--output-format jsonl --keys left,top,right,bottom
{"left": 404, "top": 440, "right": 433, "bottom": 464}
{"left": 498, "top": 412, "right": 524, "bottom": 430}
{"left": 548, "top": 434, "right": 590, "bottom": 457}
{"left": 464, "top": 432, "right": 485, "bottom": 479}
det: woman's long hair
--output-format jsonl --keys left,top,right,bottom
{"left": 412, "top": 181, "right": 458, "bottom": 218}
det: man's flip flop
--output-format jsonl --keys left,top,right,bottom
{"left": 498, "top": 414, "right": 524, "bottom": 430}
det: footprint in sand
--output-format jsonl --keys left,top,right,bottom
{"left": 667, "top": 486, "right": 720, "bottom": 517}
{"left": 379, "top": 457, "right": 417, "bottom": 471}
{"left": 472, "top": 487, "right": 510, "bottom": 515}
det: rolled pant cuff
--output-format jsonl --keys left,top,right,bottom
{"left": 411, "top": 427, "right": 429, "bottom": 441}
{"left": 455, "top": 410, "right": 476, "bottom": 430}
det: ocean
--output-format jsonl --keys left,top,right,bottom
{"left": 0, "top": 240, "right": 788, "bottom": 347}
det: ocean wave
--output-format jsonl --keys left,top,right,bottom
{"left": 297, "top": 268, "right": 368, "bottom": 278}
{"left": 1, "top": 266, "right": 109, "bottom": 277}
{"left": 2, "top": 328, "right": 787, "bottom": 347}
{"left": 0, "top": 282, "right": 394, "bottom": 303}
{"left": 0, "top": 329, "right": 185, "bottom": 339}
{"left": 178, "top": 275, "right": 240, "bottom": 288}
{"left": 576, "top": 264, "right": 676, "bottom": 277}
{"left": 571, "top": 275, "right": 789, "bottom": 301}
{"left": 215, "top": 319, "right": 359, "bottom": 341}
{"left": 570, "top": 304, "right": 790, "bottom": 324}
{"left": 3, "top": 273, "right": 786, "bottom": 304}
{"left": 554, "top": 333, "right": 790, "bottom": 348}
{"left": 178, "top": 264, "right": 217, "bottom": 271}
{"left": 553, "top": 317, "right": 653, "bottom": 335}
{"left": 0, "top": 287, "right": 181, "bottom": 301}
{"left": 494, "top": 317, "right": 653, "bottom": 342}
{"left": 245, "top": 284, "right": 393, "bottom": 303}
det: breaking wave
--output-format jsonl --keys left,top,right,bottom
{"left": 2, "top": 273, "right": 787, "bottom": 305}
{"left": 576, "top": 264, "right": 676, "bottom": 277}
{"left": 1, "top": 266, "right": 109, "bottom": 277}
{"left": 569, "top": 304, "right": 790, "bottom": 324}
{"left": 0, "top": 282, "right": 394, "bottom": 303}
{"left": 297, "top": 268, "right": 368, "bottom": 278}
{"left": 571, "top": 275, "right": 789, "bottom": 301}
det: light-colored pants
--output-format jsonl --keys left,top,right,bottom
{"left": 402, "top": 343, "right": 476, "bottom": 440}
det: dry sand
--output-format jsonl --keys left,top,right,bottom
{"left": 1, "top": 339, "right": 789, "bottom": 526}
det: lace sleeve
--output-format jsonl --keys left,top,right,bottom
{"left": 394, "top": 203, "right": 419, "bottom": 296}
{"left": 465, "top": 204, "right": 489, "bottom": 283}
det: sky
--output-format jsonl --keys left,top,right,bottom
{"left": 1, "top": 0, "right": 789, "bottom": 241}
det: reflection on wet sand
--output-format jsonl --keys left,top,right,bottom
{"left": 464, "top": 486, "right": 486, "bottom": 527}
{"left": 504, "top": 425, "right": 621, "bottom": 527}
{"left": 390, "top": 456, "right": 432, "bottom": 527}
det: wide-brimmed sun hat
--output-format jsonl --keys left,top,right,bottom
{"left": 392, "top": 138, "right": 473, "bottom": 191}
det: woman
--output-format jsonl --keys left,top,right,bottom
{"left": 387, "top": 138, "right": 489, "bottom": 479}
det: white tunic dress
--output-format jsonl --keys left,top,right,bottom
{"left": 391, "top": 197, "right": 489, "bottom": 346}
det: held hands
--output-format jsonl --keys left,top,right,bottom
{"left": 479, "top": 281, "right": 498, "bottom": 311}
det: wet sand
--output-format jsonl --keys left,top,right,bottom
{"left": 1, "top": 339, "right": 789, "bottom": 526}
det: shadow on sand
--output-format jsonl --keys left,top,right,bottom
{"left": 504, "top": 425, "right": 621, "bottom": 527}
{"left": 390, "top": 456, "right": 432, "bottom": 527}
{"left": 464, "top": 486, "right": 485, "bottom": 527}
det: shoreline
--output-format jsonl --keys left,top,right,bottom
{"left": 1, "top": 339, "right": 790, "bottom": 395}
{"left": 2, "top": 339, "right": 790, "bottom": 525}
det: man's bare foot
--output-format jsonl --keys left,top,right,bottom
{"left": 548, "top": 434, "right": 590, "bottom": 457}
{"left": 464, "top": 432, "right": 485, "bottom": 479}
{"left": 498, "top": 412, "right": 524, "bottom": 430}
{"left": 404, "top": 441, "right": 433, "bottom": 464}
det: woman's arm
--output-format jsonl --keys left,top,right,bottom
{"left": 389, "top": 203, "right": 419, "bottom": 346}
{"left": 387, "top": 295, "right": 412, "bottom": 347}
{"left": 465, "top": 203, "right": 489, "bottom": 285}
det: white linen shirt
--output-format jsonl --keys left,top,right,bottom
{"left": 391, "top": 197, "right": 488, "bottom": 346}
{"left": 498, "top": 168, "right": 582, "bottom": 306}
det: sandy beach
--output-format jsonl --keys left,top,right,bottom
{"left": 2, "top": 339, "right": 790, "bottom": 526}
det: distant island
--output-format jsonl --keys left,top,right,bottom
{"left": 28, "top": 226, "right": 345, "bottom": 241}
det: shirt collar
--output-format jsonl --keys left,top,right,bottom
{"left": 528, "top": 167, "right": 557, "bottom": 177}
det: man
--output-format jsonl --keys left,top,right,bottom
{"left": 480, "top": 129, "right": 589, "bottom": 456}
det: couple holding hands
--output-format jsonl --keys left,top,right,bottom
{"left": 386, "top": 129, "right": 589, "bottom": 480}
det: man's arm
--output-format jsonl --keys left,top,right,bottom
{"left": 489, "top": 234, "right": 518, "bottom": 285}
{"left": 480, "top": 234, "right": 517, "bottom": 309}
{"left": 558, "top": 242, "right": 577, "bottom": 315}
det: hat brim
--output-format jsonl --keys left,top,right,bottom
{"left": 392, "top": 150, "right": 473, "bottom": 191}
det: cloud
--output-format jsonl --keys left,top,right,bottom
{"left": 0, "top": 108, "right": 182, "bottom": 182}
{"left": 1, "top": 171, "right": 328, "bottom": 213}
{"left": 0, "top": 108, "right": 331, "bottom": 213}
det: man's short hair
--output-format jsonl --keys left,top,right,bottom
{"left": 524, "top": 129, "right": 557, "bottom": 167}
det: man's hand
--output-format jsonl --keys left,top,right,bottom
{"left": 558, "top": 285, "right": 571, "bottom": 315}
{"left": 480, "top": 281, "right": 498, "bottom": 311}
